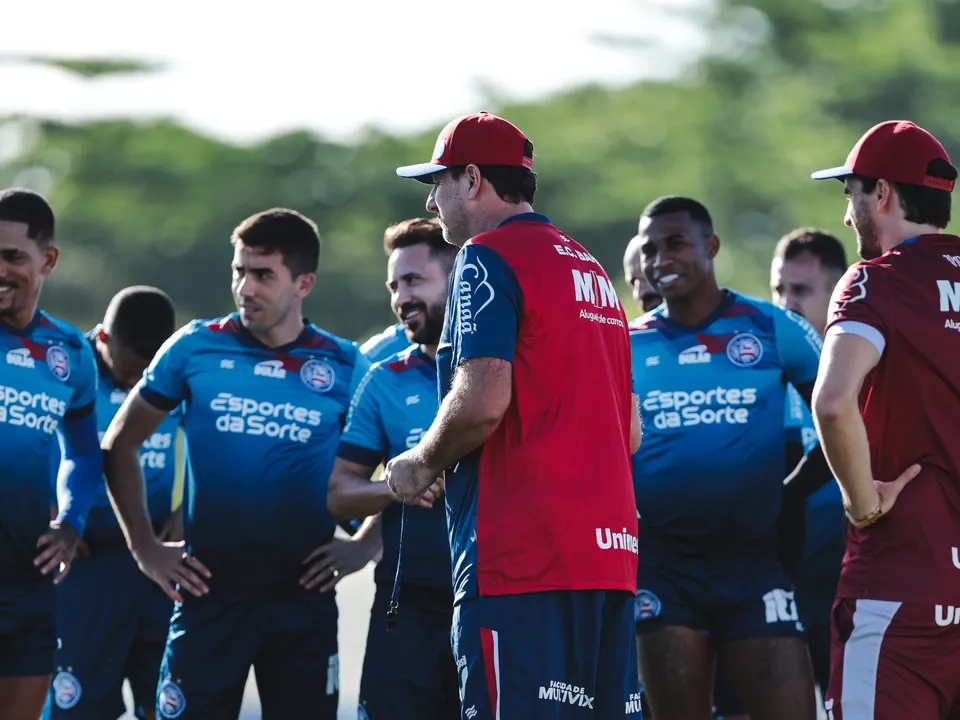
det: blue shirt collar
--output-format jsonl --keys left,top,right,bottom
{"left": 497, "top": 212, "right": 551, "bottom": 227}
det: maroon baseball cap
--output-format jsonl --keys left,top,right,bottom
{"left": 811, "top": 120, "right": 955, "bottom": 191}
{"left": 396, "top": 111, "right": 533, "bottom": 183}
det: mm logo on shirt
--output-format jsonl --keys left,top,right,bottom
{"left": 5, "top": 348, "right": 35, "bottom": 368}
{"left": 209, "top": 392, "right": 322, "bottom": 443}
{"left": 572, "top": 269, "right": 620, "bottom": 310}
{"left": 538, "top": 681, "right": 594, "bottom": 709}
{"left": 642, "top": 388, "right": 757, "bottom": 428}
{"left": 938, "top": 280, "right": 960, "bottom": 312}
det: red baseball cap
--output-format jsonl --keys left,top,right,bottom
{"left": 396, "top": 111, "right": 533, "bottom": 183}
{"left": 811, "top": 120, "right": 955, "bottom": 191}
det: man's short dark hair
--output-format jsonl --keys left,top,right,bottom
{"left": 103, "top": 286, "right": 176, "bottom": 360}
{"left": 855, "top": 158, "right": 957, "bottom": 229}
{"left": 0, "top": 188, "right": 55, "bottom": 245}
{"left": 641, "top": 195, "right": 714, "bottom": 236}
{"left": 383, "top": 217, "right": 457, "bottom": 265}
{"left": 231, "top": 208, "right": 320, "bottom": 277}
{"left": 774, "top": 228, "right": 848, "bottom": 277}
{"left": 449, "top": 140, "right": 537, "bottom": 205}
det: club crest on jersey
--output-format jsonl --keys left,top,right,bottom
{"left": 52, "top": 670, "right": 82, "bottom": 709}
{"left": 46, "top": 345, "right": 71, "bottom": 381}
{"left": 300, "top": 358, "right": 336, "bottom": 393}
{"left": 634, "top": 590, "right": 662, "bottom": 621}
{"left": 158, "top": 679, "right": 186, "bottom": 718}
{"left": 726, "top": 333, "right": 763, "bottom": 368}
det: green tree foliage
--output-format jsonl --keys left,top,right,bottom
{"left": 2, "top": 0, "right": 958, "bottom": 342}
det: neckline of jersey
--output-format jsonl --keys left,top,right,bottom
{"left": 234, "top": 313, "right": 317, "bottom": 354}
{"left": 656, "top": 289, "right": 737, "bottom": 334}
{"left": 497, "top": 212, "right": 551, "bottom": 227}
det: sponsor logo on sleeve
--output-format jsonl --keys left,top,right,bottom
{"left": 457, "top": 258, "right": 495, "bottom": 335}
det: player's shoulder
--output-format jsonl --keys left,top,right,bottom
{"left": 374, "top": 345, "right": 431, "bottom": 377}
{"left": 300, "top": 322, "right": 362, "bottom": 363}
{"left": 359, "top": 322, "right": 407, "bottom": 361}
{"left": 470, "top": 213, "right": 565, "bottom": 253}
{"left": 33, "top": 311, "right": 88, "bottom": 351}
{"left": 720, "top": 291, "right": 782, "bottom": 320}
{"left": 629, "top": 308, "right": 668, "bottom": 335}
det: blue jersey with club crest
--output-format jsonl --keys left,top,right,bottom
{"left": 628, "top": 291, "right": 821, "bottom": 553}
{"left": 138, "top": 313, "right": 369, "bottom": 596}
{"left": 81, "top": 332, "right": 182, "bottom": 549}
{"left": 339, "top": 345, "right": 451, "bottom": 592}
{"left": 0, "top": 311, "right": 99, "bottom": 583}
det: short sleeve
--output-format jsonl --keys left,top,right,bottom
{"left": 66, "top": 337, "right": 98, "bottom": 418}
{"left": 774, "top": 306, "right": 822, "bottom": 387}
{"left": 825, "top": 263, "right": 888, "bottom": 356}
{"left": 139, "top": 323, "right": 195, "bottom": 411}
{"left": 451, "top": 243, "right": 523, "bottom": 367}
{"left": 339, "top": 366, "right": 387, "bottom": 467}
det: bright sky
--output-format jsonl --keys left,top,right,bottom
{"left": 0, "top": 0, "right": 705, "bottom": 145}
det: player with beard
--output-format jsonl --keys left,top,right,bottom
{"left": 390, "top": 112, "right": 641, "bottom": 720}
{"left": 327, "top": 217, "right": 458, "bottom": 720}
{"left": 812, "top": 120, "right": 960, "bottom": 719}
{"left": 0, "top": 189, "right": 102, "bottom": 720}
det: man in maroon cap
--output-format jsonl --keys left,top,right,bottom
{"left": 386, "top": 112, "right": 643, "bottom": 719}
{"left": 812, "top": 120, "right": 960, "bottom": 719}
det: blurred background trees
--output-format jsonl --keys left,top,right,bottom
{"left": 2, "top": 0, "right": 957, "bottom": 342}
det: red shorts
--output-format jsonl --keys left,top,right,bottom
{"left": 826, "top": 597, "right": 960, "bottom": 719}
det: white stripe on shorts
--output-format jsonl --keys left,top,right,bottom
{"left": 492, "top": 629, "right": 501, "bottom": 720}
{"left": 840, "top": 599, "right": 901, "bottom": 719}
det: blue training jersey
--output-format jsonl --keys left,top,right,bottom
{"left": 0, "top": 311, "right": 98, "bottom": 583}
{"left": 783, "top": 383, "right": 844, "bottom": 564}
{"left": 338, "top": 345, "right": 451, "bottom": 593}
{"left": 138, "top": 313, "right": 369, "bottom": 595}
{"left": 360, "top": 322, "right": 412, "bottom": 364}
{"left": 81, "top": 332, "right": 181, "bottom": 549}
{"left": 629, "top": 291, "right": 821, "bottom": 554}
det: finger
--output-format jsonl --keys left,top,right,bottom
{"left": 171, "top": 566, "right": 209, "bottom": 597}
{"left": 53, "top": 561, "right": 71, "bottom": 584}
{"left": 153, "top": 576, "right": 183, "bottom": 605}
{"left": 892, "top": 463, "right": 922, "bottom": 488}
{"left": 300, "top": 564, "right": 331, "bottom": 589}
{"left": 36, "top": 532, "right": 54, "bottom": 549}
{"left": 184, "top": 555, "right": 213, "bottom": 579}
{"left": 34, "top": 543, "right": 63, "bottom": 570}
{"left": 301, "top": 546, "right": 329, "bottom": 565}
{"left": 414, "top": 495, "right": 434, "bottom": 509}
{"left": 318, "top": 570, "right": 341, "bottom": 593}
{"left": 38, "top": 550, "right": 65, "bottom": 576}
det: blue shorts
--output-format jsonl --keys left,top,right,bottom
{"left": 452, "top": 589, "right": 642, "bottom": 719}
{"left": 157, "top": 589, "right": 339, "bottom": 720}
{"left": 358, "top": 583, "right": 459, "bottom": 720}
{"left": 634, "top": 547, "right": 805, "bottom": 644}
{"left": 0, "top": 580, "right": 57, "bottom": 677}
{"left": 46, "top": 548, "right": 172, "bottom": 719}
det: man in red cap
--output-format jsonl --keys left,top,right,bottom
{"left": 811, "top": 120, "right": 960, "bottom": 719}
{"left": 387, "top": 112, "right": 643, "bottom": 718}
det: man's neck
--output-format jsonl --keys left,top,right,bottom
{"left": 471, "top": 202, "right": 536, "bottom": 236}
{"left": 251, "top": 315, "right": 306, "bottom": 349}
{"left": 662, "top": 282, "right": 725, "bottom": 328}
{"left": 884, "top": 223, "right": 942, "bottom": 253}
{"left": 421, "top": 343, "right": 437, "bottom": 360}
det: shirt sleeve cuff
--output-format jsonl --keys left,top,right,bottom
{"left": 829, "top": 321, "right": 886, "bottom": 357}
{"left": 337, "top": 442, "right": 383, "bottom": 468}
{"left": 140, "top": 386, "right": 181, "bottom": 412}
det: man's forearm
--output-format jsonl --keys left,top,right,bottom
{"left": 103, "top": 446, "right": 157, "bottom": 551}
{"left": 417, "top": 394, "right": 501, "bottom": 473}
{"left": 816, "top": 398, "right": 878, "bottom": 517}
{"left": 328, "top": 472, "right": 395, "bottom": 519}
